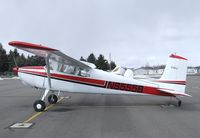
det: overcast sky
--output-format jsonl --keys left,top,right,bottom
{"left": 1, "top": 0, "right": 200, "bottom": 67}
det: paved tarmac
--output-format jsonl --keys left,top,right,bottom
{"left": 0, "top": 76, "right": 200, "bottom": 138}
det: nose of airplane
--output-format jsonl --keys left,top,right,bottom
{"left": 12, "top": 67, "right": 19, "bottom": 76}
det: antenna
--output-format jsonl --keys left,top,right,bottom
{"left": 109, "top": 53, "right": 112, "bottom": 70}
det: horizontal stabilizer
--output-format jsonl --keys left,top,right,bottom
{"left": 159, "top": 88, "right": 192, "bottom": 97}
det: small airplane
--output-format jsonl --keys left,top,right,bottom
{"left": 9, "top": 41, "right": 191, "bottom": 112}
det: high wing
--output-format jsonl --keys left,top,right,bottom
{"left": 8, "top": 41, "right": 92, "bottom": 69}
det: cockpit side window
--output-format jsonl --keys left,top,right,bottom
{"left": 49, "top": 54, "right": 90, "bottom": 77}
{"left": 59, "top": 64, "right": 75, "bottom": 75}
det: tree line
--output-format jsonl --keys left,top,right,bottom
{"left": 0, "top": 43, "right": 116, "bottom": 74}
{"left": 0, "top": 43, "right": 45, "bottom": 74}
{"left": 80, "top": 53, "right": 116, "bottom": 71}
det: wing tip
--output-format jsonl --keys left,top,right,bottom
{"left": 8, "top": 41, "right": 58, "bottom": 51}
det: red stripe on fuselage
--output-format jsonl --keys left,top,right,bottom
{"left": 51, "top": 73, "right": 106, "bottom": 86}
{"left": 18, "top": 69, "right": 175, "bottom": 97}
{"left": 19, "top": 70, "right": 106, "bottom": 86}
{"left": 19, "top": 66, "right": 44, "bottom": 69}
{"left": 143, "top": 86, "right": 174, "bottom": 96}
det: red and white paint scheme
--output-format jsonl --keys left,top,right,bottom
{"left": 9, "top": 41, "right": 191, "bottom": 112}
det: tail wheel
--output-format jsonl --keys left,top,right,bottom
{"left": 48, "top": 94, "right": 58, "bottom": 104}
{"left": 33, "top": 100, "right": 46, "bottom": 112}
{"left": 176, "top": 97, "right": 182, "bottom": 107}
{"left": 178, "top": 100, "right": 182, "bottom": 107}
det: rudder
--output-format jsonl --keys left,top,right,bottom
{"left": 157, "top": 54, "right": 188, "bottom": 94}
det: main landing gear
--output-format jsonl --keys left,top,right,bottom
{"left": 33, "top": 89, "right": 58, "bottom": 112}
{"left": 48, "top": 94, "right": 58, "bottom": 104}
{"left": 33, "top": 100, "right": 46, "bottom": 112}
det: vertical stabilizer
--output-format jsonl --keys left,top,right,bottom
{"left": 157, "top": 54, "right": 188, "bottom": 94}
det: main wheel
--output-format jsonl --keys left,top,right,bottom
{"left": 48, "top": 94, "right": 58, "bottom": 104}
{"left": 33, "top": 100, "right": 46, "bottom": 112}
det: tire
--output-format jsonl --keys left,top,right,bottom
{"left": 48, "top": 94, "right": 58, "bottom": 104}
{"left": 33, "top": 100, "right": 46, "bottom": 112}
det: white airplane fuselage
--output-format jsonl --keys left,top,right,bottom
{"left": 8, "top": 40, "right": 189, "bottom": 112}
{"left": 18, "top": 66, "right": 176, "bottom": 97}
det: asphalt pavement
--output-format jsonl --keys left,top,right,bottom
{"left": 0, "top": 76, "right": 200, "bottom": 138}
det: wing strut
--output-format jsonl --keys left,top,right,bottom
{"left": 41, "top": 53, "right": 51, "bottom": 101}
{"left": 34, "top": 53, "right": 60, "bottom": 112}
{"left": 45, "top": 54, "right": 52, "bottom": 90}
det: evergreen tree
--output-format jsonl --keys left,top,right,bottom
{"left": 0, "top": 43, "right": 8, "bottom": 73}
{"left": 7, "top": 48, "right": 21, "bottom": 71}
{"left": 13, "top": 48, "right": 20, "bottom": 57}
{"left": 7, "top": 50, "right": 15, "bottom": 71}
{"left": 34, "top": 56, "right": 45, "bottom": 66}
{"left": 110, "top": 61, "right": 116, "bottom": 70}
{"left": 7, "top": 48, "right": 45, "bottom": 71}
{"left": 17, "top": 53, "right": 27, "bottom": 67}
{"left": 87, "top": 53, "right": 96, "bottom": 64}
{"left": 26, "top": 55, "right": 45, "bottom": 66}
{"left": 96, "top": 54, "right": 109, "bottom": 71}
{"left": 80, "top": 56, "right": 86, "bottom": 61}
